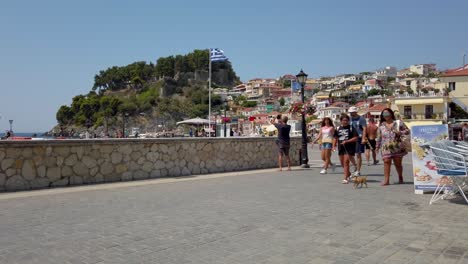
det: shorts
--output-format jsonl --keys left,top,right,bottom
{"left": 321, "top": 142, "right": 333, "bottom": 150}
{"left": 338, "top": 143, "right": 356, "bottom": 156}
{"left": 355, "top": 137, "right": 365, "bottom": 154}
{"left": 277, "top": 143, "right": 290, "bottom": 156}
{"left": 365, "top": 139, "right": 376, "bottom": 150}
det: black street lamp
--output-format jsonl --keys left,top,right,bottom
{"left": 296, "top": 69, "right": 309, "bottom": 168}
{"left": 122, "top": 113, "right": 129, "bottom": 138}
{"left": 223, "top": 99, "right": 228, "bottom": 137}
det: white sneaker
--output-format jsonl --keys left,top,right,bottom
{"left": 320, "top": 169, "right": 327, "bottom": 174}
{"left": 353, "top": 171, "right": 361, "bottom": 176}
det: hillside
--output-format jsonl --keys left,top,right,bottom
{"left": 53, "top": 49, "right": 240, "bottom": 136}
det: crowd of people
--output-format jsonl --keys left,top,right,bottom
{"left": 273, "top": 107, "right": 410, "bottom": 186}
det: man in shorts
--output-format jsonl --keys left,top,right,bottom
{"left": 365, "top": 118, "right": 379, "bottom": 166}
{"left": 274, "top": 115, "right": 291, "bottom": 171}
{"left": 348, "top": 106, "right": 367, "bottom": 176}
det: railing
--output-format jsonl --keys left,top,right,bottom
{"left": 395, "top": 92, "right": 448, "bottom": 98}
{"left": 402, "top": 112, "right": 446, "bottom": 120}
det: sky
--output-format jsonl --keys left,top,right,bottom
{"left": 0, "top": 0, "right": 467, "bottom": 132}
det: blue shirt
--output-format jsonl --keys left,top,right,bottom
{"left": 350, "top": 116, "right": 367, "bottom": 137}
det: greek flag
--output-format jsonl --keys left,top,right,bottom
{"left": 210, "top": 48, "right": 228, "bottom": 62}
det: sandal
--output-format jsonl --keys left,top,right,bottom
{"left": 342, "top": 179, "right": 349, "bottom": 184}
{"left": 380, "top": 182, "right": 389, "bottom": 186}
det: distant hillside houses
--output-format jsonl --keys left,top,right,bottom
{"left": 229, "top": 63, "right": 468, "bottom": 134}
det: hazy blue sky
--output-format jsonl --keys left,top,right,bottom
{"left": 0, "top": 0, "right": 467, "bottom": 132}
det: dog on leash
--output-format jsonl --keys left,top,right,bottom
{"left": 353, "top": 176, "right": 367, "bottom": 188}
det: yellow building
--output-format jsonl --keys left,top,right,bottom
{"left": 440, "top": 65, "right": 468, "bottom": 110}
{"left": 392, "top": 93, "right": 450, "bottom": 129}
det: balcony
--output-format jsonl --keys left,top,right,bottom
{"left": 402, "top": 112, "right": 446, "bottom": 121}
{"left": 395, "top": 92, "right": 448, "bottom": 98}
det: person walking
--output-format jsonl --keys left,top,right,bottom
{"left": 348, "top": 106, "right": 367, "bottom": 176}
{"left": 333, "top": 114, "right": 358, "bottom": 184}
{"left": 365, "top": 118, "right": 379, "bottom": 166}
{"left": 273, "top": 115, "right": 291, "bottom": 171}
{"left": 312, "top": 117, "right": 335, "bottom": 174}
{"left": 376, "top": 108, "right": 410, "bottom": 186}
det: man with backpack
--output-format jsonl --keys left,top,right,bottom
{"left": 348, "top": 106, "right": 367, "bottom": 176}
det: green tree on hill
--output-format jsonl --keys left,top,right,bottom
{"left": 56, "top": 49, "right": 240, "bottom": 131}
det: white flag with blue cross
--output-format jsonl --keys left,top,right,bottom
{"left": 210, "top": 48, "right": 228, "bottom": 62}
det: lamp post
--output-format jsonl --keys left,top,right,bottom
{"left": 122, "top": 113, "right": 129, "bottom": 138}
{"left": 296, "top": 69, "right": 309, "bottom": 168}
{"left": 223, "top": 99, "right": 228, "bottom": 137}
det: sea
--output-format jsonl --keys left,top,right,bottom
{"left": 0, "top": 132, "right": 47, "bottom": 138}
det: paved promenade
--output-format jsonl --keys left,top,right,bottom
{"left": 0, "top": 149, "right": 468, "bottom": 264}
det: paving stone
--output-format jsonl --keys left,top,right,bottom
{"left": 0, "top": 149, "right": 466, "bottom": 264}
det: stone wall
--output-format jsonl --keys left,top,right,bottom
{"left": 0, "top": 138, "right": 302, "bottom": 192}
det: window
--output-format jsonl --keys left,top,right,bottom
{"left": 406, "top": 81, "right": 411, "bottom": 86}
{"left": 425, "top": 105, "right": 434, "bottom": 119}
{"left": 449, "top": 82, "right": 456, "bottom": 91}
{"left": 404, "top": 106, "right": 412, "bottom": 119}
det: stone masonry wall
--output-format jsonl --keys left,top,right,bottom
{"left": 0, "top": 138, "right": 301, "bottom": 192}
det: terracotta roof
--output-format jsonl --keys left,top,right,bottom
{"left": 354, "top": 101, "right": 367, "bottom": 107}
{"left": 241, "top": 107, "right": 254, "bottom": 112}
{"left": 282, "top": 74, "right": 296, "bottom": 80}
{"left": 442, "top": 65, "right": 468, "bottom": 77}
{"left": 368, "top": 104, "right": 387, "bottom": 112}
{"left": 331, "top": 102, "right": 349, "bottom": 107}
{"left": 253, "top": 113, "right": 269, "bottom": 117}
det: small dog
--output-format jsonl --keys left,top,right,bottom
{"left": 353, "top": 176, "right": 368, "bottom": 188}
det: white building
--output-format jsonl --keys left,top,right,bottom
{"left": 375, "top": 66, "right": 397, "bottom": 78}
{"left": 316, "top": 106, "right": 348, "bottom": 123}
{"left": 410, "top": 64, "right": 437, "bottom": 76}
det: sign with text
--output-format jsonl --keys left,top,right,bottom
{"left": 411, "top": 124, "right": 449, "bottom": 194}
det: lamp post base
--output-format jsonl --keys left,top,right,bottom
{"left": 300, "top": 163, "right": 310, "bottom": 168}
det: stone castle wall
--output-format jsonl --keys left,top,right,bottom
{"left": 0, "top": 138, "right": 302, "bottom": 192}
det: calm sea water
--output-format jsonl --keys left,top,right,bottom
{"left": 0, "top": 132, "right": 46, "bottom": 137}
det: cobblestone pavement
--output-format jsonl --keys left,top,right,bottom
{"left": 1, "top": 149, "right": 468, "bottom": 264}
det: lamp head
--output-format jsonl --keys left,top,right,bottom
{"left": 296, "top": 69, "right": 308, "bottom": 86}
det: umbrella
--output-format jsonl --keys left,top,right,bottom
{"left": 176, "top": 117, "right": 212, "bottom": 126}
{"left": 265, "top": 124, "right": 277, "bottom": 132}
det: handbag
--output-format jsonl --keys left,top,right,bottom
{"left": 396, "top": 120, "right": 411, "bottom": 152}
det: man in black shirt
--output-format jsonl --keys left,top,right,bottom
{"left": 274, "top": 115, "right": 291, "bottom": 171}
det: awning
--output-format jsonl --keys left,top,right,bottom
{"left": 315, "top": 95, "right": 329, "bottom": 99}
{"left": 176, "top": 117, "right": 211, "bottom": 125}
{"left": 405, "top": 120, "right": 442, "bottom": 129}
{"left": 395, "top": 98, "right": 444, "bottom": 105}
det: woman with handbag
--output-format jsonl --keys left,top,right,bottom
{"left": 376, "top": 108, "right": 410, "bottom": 186}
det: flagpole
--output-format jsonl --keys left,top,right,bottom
{"left": 208, "top": 49, "right": 212, "bottom": 138}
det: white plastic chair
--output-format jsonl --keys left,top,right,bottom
{"left": 429, "top": 142, "right": 468, "bottom": 205}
